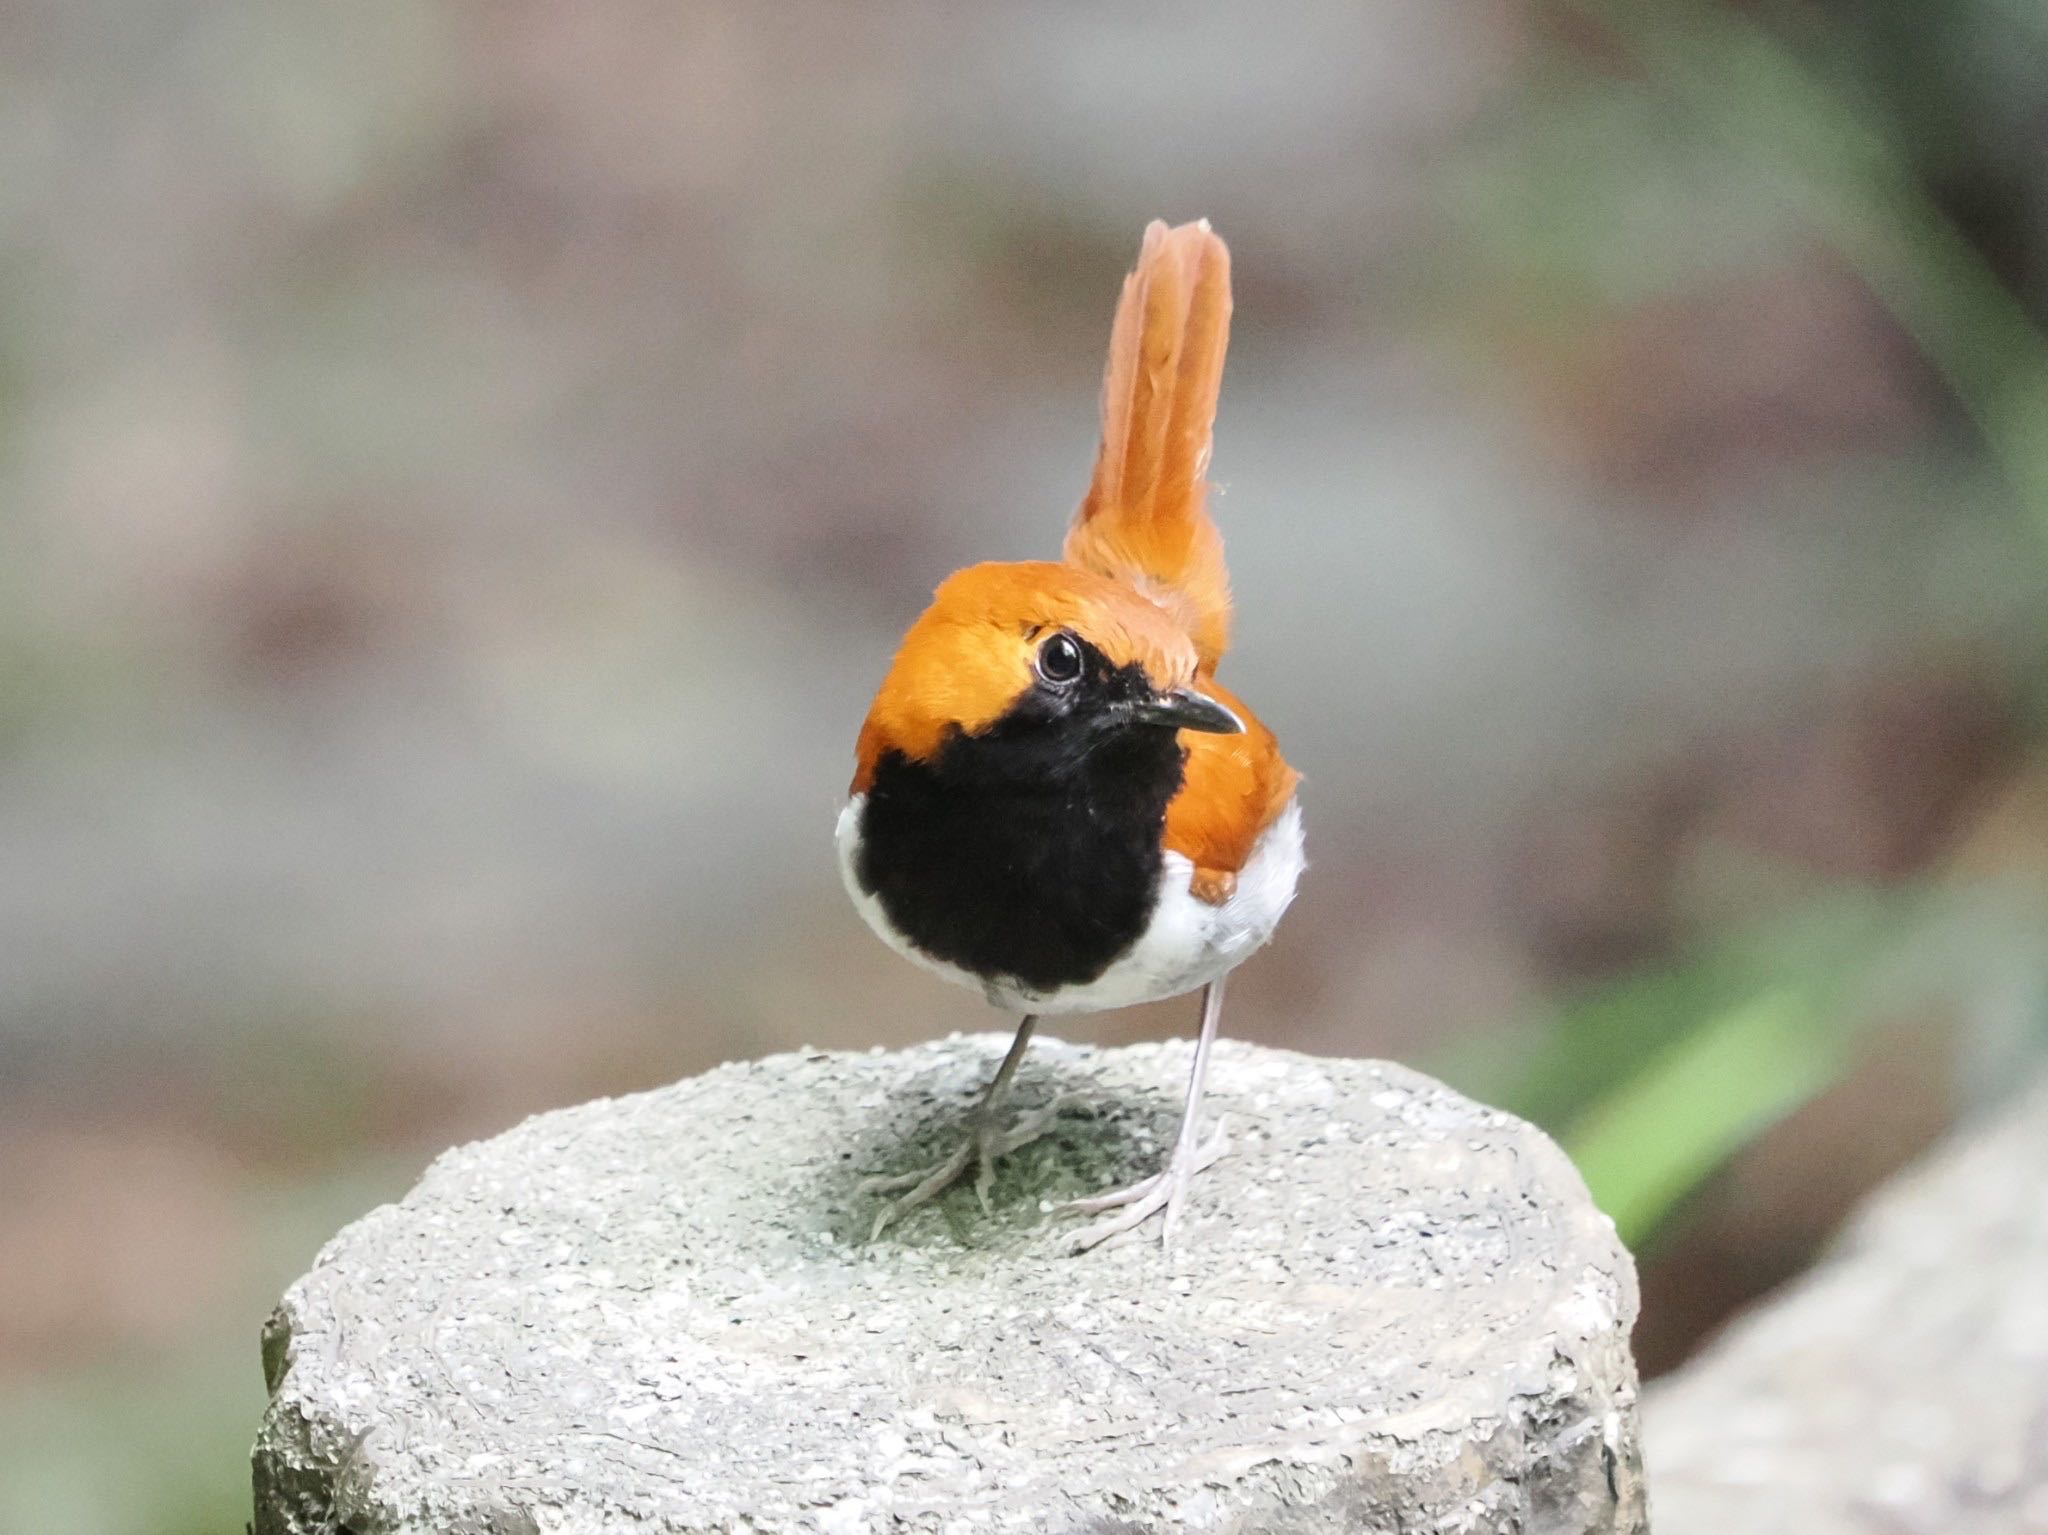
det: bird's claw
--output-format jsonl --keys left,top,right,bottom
{"left": 1065, "top": 1116, "right": 1229, "bottom": 1254}
{"left": 863, "top": 1098, "right": 1064, "bottom": 1240}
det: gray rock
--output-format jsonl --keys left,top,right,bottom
{"left": 252, "top": 1035, "right": 1644, "bottom": 1534}
{"left": 1645, "top": 1072, "right": 2048, "bottom": 1535}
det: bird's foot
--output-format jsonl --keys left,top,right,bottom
{"left": 1064, "top": 1115, "right": 1229, "bottom": 1253}
{"left": 862, "top": 1098, "right": 1065, "bottom": 1240}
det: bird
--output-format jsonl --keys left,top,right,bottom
{"left": 836, "top": 218, "right": 1302, "bottom": 1250}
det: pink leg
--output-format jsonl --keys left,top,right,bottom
{"left": 864, "top": 1015, "right": 1059, "bottom": 1239}
{"left": 1067, "top": 975, "right": 1231, "bottom": 1253}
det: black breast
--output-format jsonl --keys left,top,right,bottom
{"left": 855, "top": 708, "right": 1188, "bottom": 994}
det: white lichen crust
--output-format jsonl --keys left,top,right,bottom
{"left": 252, "top": 1037, "right": 1645, "bottom": 1534}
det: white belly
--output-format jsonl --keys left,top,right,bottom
{"left": 835, "top": 795, "right": 1303, "bottom": 1016}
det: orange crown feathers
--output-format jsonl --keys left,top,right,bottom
{"left": 851, "top": 561, "right": 1201, "bottom": 792}
{"left": 1064, "top": 219, "right": 1235, "bottom": 671}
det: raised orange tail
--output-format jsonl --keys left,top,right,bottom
{"left": 1064, "top": 219, "right": 1234, "bottom": 670}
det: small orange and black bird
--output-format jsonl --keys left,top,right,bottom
{"left": 838, "top": 219, "right": 1302, "bottom": 1248}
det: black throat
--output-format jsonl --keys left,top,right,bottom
{"left": 854, "top": 665, "right": 1189, "bottom": 995}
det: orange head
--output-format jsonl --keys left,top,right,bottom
{"left": 851, "top": 561, "right": 1241, "bottom": 793}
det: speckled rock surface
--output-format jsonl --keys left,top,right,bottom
{"left": 1646, "top": 1071, "right": 2048, "bottom": 1535}
{"left": 252, "top": 1035, "right": 1644, "bottom": 1534}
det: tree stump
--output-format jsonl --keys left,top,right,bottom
{"left": 253, "top": 1035, "right": 1645, "bottom": 1533}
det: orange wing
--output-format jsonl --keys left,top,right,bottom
{"left": 1164, "top": 677, "right": 1298, "bottom": 898}
{"left": 1064, "top": 220, "right": 1234, "bottom": 671}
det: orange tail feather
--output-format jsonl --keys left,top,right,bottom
{"left": 1064, "top": 219, "right": 1234, "bottom": 669}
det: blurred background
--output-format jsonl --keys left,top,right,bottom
{"left": 5, "top": 1, "right": 2048, "bottom": 1528}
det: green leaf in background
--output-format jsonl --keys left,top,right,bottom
{"left": 1564, "top": 987, "right": 1848, "bottom": 1246}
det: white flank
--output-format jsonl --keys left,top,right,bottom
{"left": 835, "top": 794, "right": 1304, "bottom": 1016}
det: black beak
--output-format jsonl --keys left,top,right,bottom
{"left": 1125, "top": 687, "right": 1244, "bottom": 735}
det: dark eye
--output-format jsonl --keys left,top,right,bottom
{"left": 1035, "top": 631, "right": 1083, "bottom": 686}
